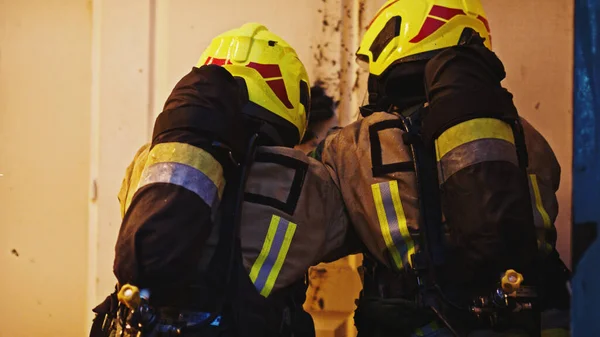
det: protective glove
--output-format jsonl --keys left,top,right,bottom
{"left": 153, "top": 64, "right": 249, "bottom": 160}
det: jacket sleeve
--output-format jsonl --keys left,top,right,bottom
{"left": 113, "top": 65, "right": 246, "bottom": 290}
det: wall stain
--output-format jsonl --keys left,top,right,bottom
{"left": 11, "top": 249, "right": 19, "bottom": 257}
{"left": 520, "top": 65, "right": 527, "bottom": 78}
{"left": 353, "top": 69, "right": 361, "bottom": 91}
{"left": 310, "top": 0, "right": 373, "bottom": 125}
{"left": 334, "top": 20, "right": 342, "bottom": 32}
{"left": 358, "top": 2, "right": 366, "bottom": 28}
{"left": 308, "top": 267, "right": 328, "bottom": 311}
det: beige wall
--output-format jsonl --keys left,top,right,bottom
{"left": 89, "top": 0, "right": 153, "bottom": 316}
{"left": 0, "top": 1, "right": 92, "bottom": 336}
{"left": 483, "top": 0, "right": 574, "bottom": 266}
{"left": 150, "top": 0, "right": 325, "bottom": 119}
{"left": 0, "top": 1, "right": 575, "bottom": 336}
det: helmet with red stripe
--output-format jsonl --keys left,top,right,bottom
{"left": 197, "top": 23, "right": 310, "bottom": 147}
{"left": 356, "top": 0, "right": 492, "bottom": 114}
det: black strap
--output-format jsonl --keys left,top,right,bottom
{"left": 369, "top": 119, "right": 416, "bottom": 177}
{"left": 153, "top": 106, "right": 246, "bottom": 160}
{"left": 244, "top": 151, "right": 308, "bottom": 216}
{"left": 399, "top": 107, "right": 446, "bottom": 289}
{"left": 505, "top": 117, "right": 530, "bottom": 170}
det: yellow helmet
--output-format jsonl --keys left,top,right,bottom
{"left": 356, "top": 0, "right": 492, "bottom": 76}
{"left": 197, "top": 23, "right": 310, "bottom": 147}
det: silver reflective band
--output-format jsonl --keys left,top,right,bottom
{"left": 138, "top": 162, "right": 220, "bottom": 208}
{"left": 437, "top": 138, "right": 518, "bottom": 184}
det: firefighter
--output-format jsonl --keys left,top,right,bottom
{"left": 90, "top": 23, "right": 357, "bottom": 337}
{"left": 313, "top": 0, "right": 570, "bottom": 336}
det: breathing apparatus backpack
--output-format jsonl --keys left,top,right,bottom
{"left": 412, "top": 36, "right": 540, "bottom": 335}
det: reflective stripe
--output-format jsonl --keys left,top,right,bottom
{"left": 435, "top": 118, "right": 515, "bottom": 160}
{"left": 144, "top": 142, "right": 225, "bottom": 199}
{"left": 139, "top": 162, "right": 221, "bottom": 209}
{"left": 529, "top": 174, "right": 551, "bottom": 229}
{"left": 413, "top": 321, "right": 440, "bottom": 336}
{"left": 437, "top": 138, "right": 518, "bottom": 183}
{"left": 249, "top": 215, "right": 297, "bottom": 297}
{"left": 529, "top": 174, "right": 554, "bottom": 255}
{"left": 372, "top": 181, "right": 415, "bottom": 270}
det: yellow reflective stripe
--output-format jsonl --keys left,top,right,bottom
{"left": 542, "top": 328, "right": 570, "bottom": 337}
{"left": 249, "top": 215, "right": 297, "bottom": 298}
{"left": 249, "top": 216, "right": 280, "bottom": 283}
{"left": 435, "top": 118, "right": 515, "bottom": 160}
{"left": 390, "top": 181, "right": 415, "bottom": 267}
{"left": 261, "top": 222, "right": 296, "bottom": 297}
{"left": 371, "top": 181, "right": 413, "bottom": 270}
{"left": 530, "top": 174, "right": 551, "bottom": 229}
{"left": 372, "top": 183, "right": 404, "bottom": 270}
{"left": 144, "top": 142, "right": 225, "bottom": 198}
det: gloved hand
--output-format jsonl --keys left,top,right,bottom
{"left": 153, "top": 64, "right": 249, "bottom": 160}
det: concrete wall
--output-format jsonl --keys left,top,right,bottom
{"left": 0, "top": 1, "right": 92, "bottom": 336}
{"left": 0, "top": 1, "right": 575, "bottom": 336}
